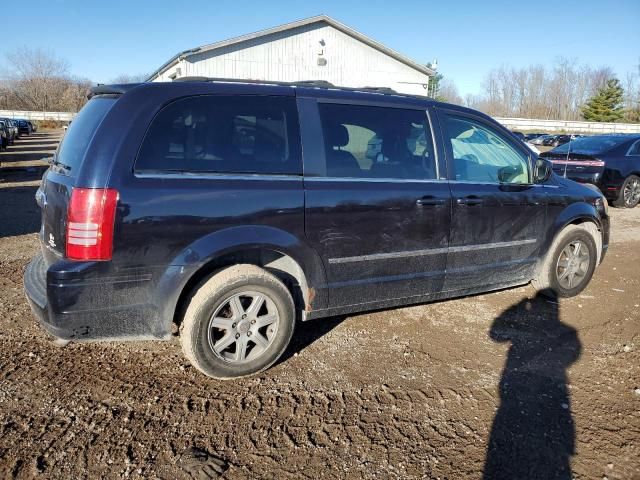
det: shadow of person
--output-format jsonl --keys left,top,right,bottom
{"left": 483, "top": 290, "right": 581, "bottom": 480}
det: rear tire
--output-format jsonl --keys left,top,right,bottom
{"left": 180, "top": 264, "right": 295, "bottom": 379}
{"left": 533, "top": 224, "right": 598, "bottom": 298}
{"left": 612, "top": 175, "right": 640, "bottom": 208}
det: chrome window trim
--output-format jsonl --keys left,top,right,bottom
{"left": 134, "top": 172, "right": 302, "bottom": 181}
{"left": 328, "top": 239, "right": 537, "bottom": 264}
{"left": 304, "top": 176, "right": 446, "bottom": 184}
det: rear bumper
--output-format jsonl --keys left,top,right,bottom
{"left": 558, "top": 173, "right": 623, "bottom": 201}
{"left": 23, "top": 253, "right": 170, "bottom": 341}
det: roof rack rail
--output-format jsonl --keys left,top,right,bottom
{"left": 107, "top": 76, "right": 426, "bottom": 100}
{"left": 291, "top": 80, "right": 335, "bottom": 88}
{"left": 174, "top": 76, "right": 336, "bottom": 88}
{"left": 361, "top": 86, "right": 398, "bottom": 94}
{"left": 171, "top": 76, "right": 403, "bottom": 94}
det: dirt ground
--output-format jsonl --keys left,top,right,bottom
{"left": 0, "top": 131, "right": 638, "bottom": 479}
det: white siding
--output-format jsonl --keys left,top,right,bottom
{"left": 152, "top": 23, "right": 430, "bottom": 96}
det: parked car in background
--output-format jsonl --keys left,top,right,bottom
{"left": 510, "top": 131, "right": 540, "bottom": 155}
{"left": 525, "top": 133, "right": 546, "bottom": 141}
{"left": 531, "top": 134, "right": 553, "bottom": 146}
{"left": 24, "top": 79, "right": 610, "bottom": 379}
{"left": 30, "top": 121, "right": 38, "bottom": 132}
{"left": 540, "top": 134, "right": 640, "bottom": 208}
{"left": 16, "top": 119, "right": 33, "bottom": 135}
{"left": 1, "top": 118, "right": 20, "bottom": 142}
{"left": 0, "top": 121, "right": 9, "bottom": 150}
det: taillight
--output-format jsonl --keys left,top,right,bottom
{"left": 66, "top": 188, "right": 118, "bottom": 261}
{"left": 550, "top": 158, "right": 605, "bottom": 167}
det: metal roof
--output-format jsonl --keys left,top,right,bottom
{"left": 146, "top": 15, "right": 435, "bottom": 82}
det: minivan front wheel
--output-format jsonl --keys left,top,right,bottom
{"left": 180, "top": 264, "right": 295, "bottom": 379}
{"left": 533, "top": 225, "right": 598, "bottom": 298}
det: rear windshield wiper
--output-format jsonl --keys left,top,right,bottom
{"left": 47, "top": 157, "right": 71, "bottom": 171}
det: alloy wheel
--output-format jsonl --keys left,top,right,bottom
{"left": 207, "top": 291, "right": 279, "bottom": 364}
{"left": 623, "top": 178, "right": 640, "bottom": 207}
{"left": 556, "top": 240, "right": 591, "bottom": 290}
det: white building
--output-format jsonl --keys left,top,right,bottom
{"left": 147, "top": 15, "right": 435, "bottom": 96}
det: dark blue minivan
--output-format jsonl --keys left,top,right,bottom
{"left": 24, "top": 79, "right": 609, "bottom": 379}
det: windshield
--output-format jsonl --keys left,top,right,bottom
{"left": 55, "top": 96, "right": 116, "bottom": 174}
{"left": 552, "top": 136, "right": 631, "bottom": 155}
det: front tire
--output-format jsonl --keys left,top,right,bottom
{"left": 612, "top": 175, "right": 640, "bottom": 209}
{"left": 180, "top": 264, "right": 295, "bottom": 379}
{"left": 533, "top": 225, "right": 598, "bottom": 298}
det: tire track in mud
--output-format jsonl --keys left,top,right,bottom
{"left": 2, "top": 189, "right": 640, "bottom": 478}
{"left": 0, "top": 346, "right": 491, "bottom": 479}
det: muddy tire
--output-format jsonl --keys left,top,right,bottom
{"left": 612, "top": 175, "right": 640, "bottom": 209}
{"left": 533, "top": 224, "right": 598, "bottom": 298}
{"left": 180, "top": 264, "right": 295, "bottom": 379}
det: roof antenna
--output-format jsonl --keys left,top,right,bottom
{"left": 564, "top": 133, "right": 571, "bottom": 178}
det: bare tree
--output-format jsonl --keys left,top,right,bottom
{"left": 470, "top": 58, "right": 629, "bottom": 121}
{"left": 109, "top": 73, "right": 150, "bottom": 84}
{"left": 437, "top": 79, "right": 463, "bottom": 105}
{"left": 1, "top": 47, "right": 91, "bottom": 112}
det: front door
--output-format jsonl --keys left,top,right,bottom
{"left": 302, "top": 98, "right": 452, "bottom": 308}
{"left": 435, "top": 109, "right": 546, "bottom": 291}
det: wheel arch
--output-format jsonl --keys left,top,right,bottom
{"left": 172, "top": 246, "right": 314, "bottom": 331}
{"left": 543, "top": 205, "right": 604, "bottom": 270}
{"left": 151, "top": 225, "right": 327, "bottom": 335}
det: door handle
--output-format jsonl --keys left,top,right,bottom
{"left": 456, "top": 196, "right": 483, "bottom": 206}
{"left": 416, "top": 196, "right": 446, "bottom": 206}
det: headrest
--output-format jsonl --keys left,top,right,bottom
{"left": 326, "top": 124, "right": 349, "bottom": 147}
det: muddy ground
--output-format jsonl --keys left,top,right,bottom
{"left": 0, "top": 131, "right": 638, "bottom": 479}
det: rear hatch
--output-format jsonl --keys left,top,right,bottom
{"left": 36, "top": 96, "right": 117, "bottom": 267}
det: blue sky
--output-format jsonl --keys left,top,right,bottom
{"left": 2, "top": 0, "right": 638, "bottom": 96}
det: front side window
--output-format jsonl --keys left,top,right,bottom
{"left": 136, "top": 95, "right": 301, "bottom": 175}
{"left": 317, "top": 103, "right": 437, "bottom": 180}
{"left": 444, "top": 115, "right": 530, "bottom": 184}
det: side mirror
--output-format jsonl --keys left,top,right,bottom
{"left": 534, "top": 158, "right": 553, "bottom": 183}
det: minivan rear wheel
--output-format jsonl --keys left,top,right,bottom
{"left": 180, "top": 264, "right": 295, "bottom": 379}
{"left": 533, "top": 225, "right": 598, "bottom": 298}
{"left": 613, "top": 175, "right": 640, "bottom": 208}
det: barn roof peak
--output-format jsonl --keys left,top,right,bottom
{"left": 147, "top": 15, "right": 435, "bottom": 82}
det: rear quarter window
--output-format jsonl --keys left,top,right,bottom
{"left": 55, "top": 97, "right": 116, "bottom": 174}
{"left": 135, "top": 95, "right": 302, "bottom": 175}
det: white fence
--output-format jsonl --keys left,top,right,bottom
{"left": 494, "top": 117, "right": 640, "bottom": 134}
{"left": 1, "top": 109, "right": 639, "bottom": 134}
{"left": 0, "top": 110, "right": 75, "bottom": 122}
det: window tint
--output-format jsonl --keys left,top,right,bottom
{"left": 136, "top": 95, "right": 301, "bottom": 175}
{"left": 56, "top": 97, "right": 116, "bottom": 174}
{"left": 444, "top": 116, "right": 530, "bottom": 184}
{"left": 627, "top": 140, "right": 640, "bottom": 156}
{"left": 317, "top": 103, "right": 437, "bottom": 180}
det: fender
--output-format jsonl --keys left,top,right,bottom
{"left": 151, "top": 225, "right": 328, "bottom": 333}
{"left": 542, "top": 200, "right": 605, "bottom": 261}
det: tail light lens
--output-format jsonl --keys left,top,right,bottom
{"left": 550, "top": 158, "right": 605, "bottom": 167}
{"left": 66, "top": 188, "right": 118, "bottom": 261}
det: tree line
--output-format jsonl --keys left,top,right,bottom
{"left": 435, "top": 58, "right": 640, "bottom": 123}
{"left": 1, "top": 48, "right": 638, "bottom": 123}
{"left": 0, "top": 47, "right": 147, "bottom": 113}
